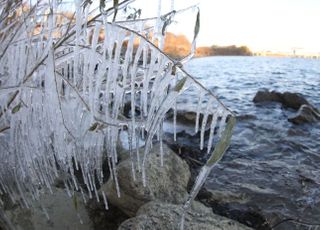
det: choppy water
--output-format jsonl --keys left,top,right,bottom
{"left": 185, "top": 56, "right": 320, "bottom": 229}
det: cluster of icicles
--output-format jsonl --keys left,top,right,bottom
{"left": 0, "top": 0, "right": 234, "bottom": 228}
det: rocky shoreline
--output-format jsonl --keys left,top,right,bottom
{"left": 1, "top": 90, "right": 319, "bottom": 230}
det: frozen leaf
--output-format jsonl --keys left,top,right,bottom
{"left": 11, "top": 102, "right": 21, "bottom": 114}
{"left": 193, "top": 10, "right": 200, "bottom": 40}
{"left": 88, "top": 122, "right": 99, "bottom": 132}
{"left": 174, "top": 77, "right": 187, "bottom": 92}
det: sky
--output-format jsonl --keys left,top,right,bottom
{"left": 131, "top": 0, "right": 320, "bottom": 54}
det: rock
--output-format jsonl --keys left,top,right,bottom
{"left": 86, "top": 200, "right": 129, "bottom": 230}
{"left": 281, "top": 92, "right": 311, "bottom": 110}
{"left": 236, "top": 114, "right": 257, "bottom": 121}
{"left": 3, "top": 188, "right": 93, "bottom": 230}
{"left": 253, "top": 90, "right": 314, "bottom": 110}
{"left": 100, "top": 143, "right": 191, "bottom": 217}
{"left": 253, "top": 90, "right": 283, "bottom": 104}
{"left": 288, "top": 104, "right": 320, "bottom": 124}
{"left": 118, "top": 201, "right": 252, "bottom": 230}
{"left": 166, "top": 110, "right": 213, "bottom": 127}
{"left": 196, "top": 158, "right": 320, "bottom": 230}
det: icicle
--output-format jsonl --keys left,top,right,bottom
{"left": 217, "top": 110, "right": 229, "bottom": 138}
{"left": 200, "top": 98, "right": 213, "bottom": 150}
{"left": 127, "top": 124, "right": 136, "bottom": 181}
{"left": 180, "top": 165, "right": 211, "bottom": 229}
{"left": 207, "top": 112, "right": 219, "bottom": 154}
{"left": 77, "top": 213, "right": 83, "bottom": 225}
{"left": 42, "top": 206, "right": 50, "bottom": 220}
{"left": 195, "top": 91, "right": 204, "bottom": 133}
{"left": 159, "top": 121, "right": 164, "bottom": 167}
{"left": 102, "top": 191, "right": 109, "bottom": 210}
{"left": 142, "top": 90, "right": 182, "bottom": 186}
{"left": 80, "top": 187, "right": 87, "bottom": 204}
{"left": 136, "top": 128, "right": 141, "bottom": 172}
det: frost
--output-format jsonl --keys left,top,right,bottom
{"left": 0, "top": 0, "right": 235, "bottom": 229}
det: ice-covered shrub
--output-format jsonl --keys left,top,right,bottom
{"left": 0, "top": 0, "right": 235, "bottom": 228}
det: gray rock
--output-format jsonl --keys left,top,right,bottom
{"left": 253, "top": 90, "right": 314, "bottom": 110}
{"left": 253, "top": 90, "right": 283, "bottom": 104}
{"left": 3, "top": 188, "right": 93, "bottom": 230}
{"left": 100, "top": 143, "right": 191, "bottom": 217}
{"left": 166, "top": 110, "right": 213, "bottom": 127}
{"left": 281, "top": 92, "right": 311, "bottom": 110}
{"left": 196, "top": 159, "right": 320, "bottom": 229}
{"left": 118, "top": 201, "right": 252, "bottom": 230}
{"left": 288, "top": 104, "right": 320, "bottom": 124}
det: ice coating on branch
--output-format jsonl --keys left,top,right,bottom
{"left": 0, "top": 0, "right": 234, "bottom": 228}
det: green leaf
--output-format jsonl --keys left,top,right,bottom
{"left": 207, "top": 116, "right": 236, "bottom": 165}
{"left": 193, "top": 10, "right": 200, "bottom": 40}
{"left": 174, "top": 77, "right": 187, "bottom": 92}
{"left": 88, "top": 122, "right": 99, "bottom": 131}
{"left": 12, "top": 102, "right": 22, "bottom": 114}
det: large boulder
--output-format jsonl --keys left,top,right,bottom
{"left": 118, "top": 201, "right": 252, "bottom": 230}
{"left": 253, "top": 90, "right": 283, "bottom": 104}
{"left": 100, "top": 143, "right": 191, "bottom": 217}
{"left": 281, "top": 92, "right": 311, "bottom": 110}
{"left": 3, "top": 188, "right": 93, "bottom": 230}
{"left": 288, "top": 104, "right": 320, "bottom": 124}
{"left": 253, "top": 90, "right": 313, "bottom": 110}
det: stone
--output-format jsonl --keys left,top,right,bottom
{"left": 236, "top": 114, "right": 257, "bottom": 121}
{"left": 288, "top": 104, "right": 320, "bottom": 124}
{"left": 196, "top": 159, "right": 320, "bottom": 229}
{"left": 253, "top": 90, "right": 315, "bottom": 111}
{"left": 281, "top": 92, "right": 311, "bottom": 110}
{"left": 3, "top": 188, "right": 93, "bottom": 230}
{"left": 100, "top": 143, "right": 191, "bottom": 217}
{"left": 166, "top": 110, "right": 213, "bottom": 127}
{"left": 86, "top": 200, "right": 129, "bottom": 230}
{"left": 118, "top": 201, "right": 253, "bottom": 230}
{"left": 253, "top": 90, "right": 283, "bottom": 104}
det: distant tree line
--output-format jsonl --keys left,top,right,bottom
{"left": 211, "top": 45, "right": 252, "bottom": 56}
{"left": 195, "top": 45, "right": 252, "bottom": 57}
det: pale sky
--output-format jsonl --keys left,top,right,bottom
{"left": 131, "top": 0, "right": 320, "bottom": 54}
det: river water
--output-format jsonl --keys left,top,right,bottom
{"left": 184, "top": 56, "right": 320, "bottom": 229}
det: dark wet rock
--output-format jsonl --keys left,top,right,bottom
{"left": 163, "top": 131, "right": 209, "bottom": 168}
{"left": 288, "top": 105, "right": 320, "bottom": 124}
{"left": 197, "top": 188, "right": 271, "bottom": 230}
{"left": 166, "top": 110, "right": 213, "bottom": 127}
{"left": 86, "top": 200, "right": 129, "bottom": 230}
{"left": 100, "top": 143, "right": 190, "bottom": 217}
{"left": 194, "top": 159, "right": 320, "bottom": 230}
{"left": 253, "top": 90, "right": 315, "bottom": 110}
{"left": 3, "top": 188, "right": 93, "bottom": 230}
{"left": 281, "top": 92, "right": 311, "bottom": 110}
{"left": 253, "top": 90, "right": 283, "bottom": 104}
{"left": 118, "top": 201, "right": 252, "bottom": 230}
{"left": 236, "top": 114, "right": 257, "bottom": 121}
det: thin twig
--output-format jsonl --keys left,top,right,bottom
{"left": 55, "top": 70, "right": 90, "bottom": 112}
{"left": 0, "top": 126, "right": 10, "bottom": 133}
{"left": 51, "top": 49, "right": 76, "bottom": 140}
